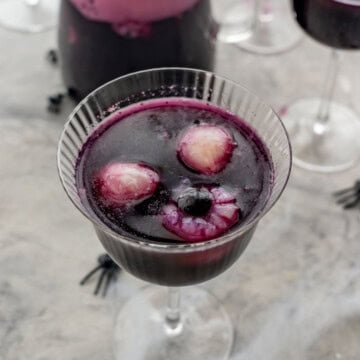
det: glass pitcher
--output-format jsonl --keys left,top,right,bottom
{"left": 58, "top": 0, "right": 215, "bottom": 100}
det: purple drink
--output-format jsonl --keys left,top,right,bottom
{"left": 58, "top": 0, "right": 215, "bottom": 100}
{"left": 293, "top": 0, "right": 360, "bottom": 49}
{"left": 76, "top": 98, "right": 274, "bottom": 285}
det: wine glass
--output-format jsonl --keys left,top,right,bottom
{"left": 0, "top": 0, "right": 59, "bottom": 33}
{"left": 57, "top": 68, "right": 291, "bottom": 360}
{"left": 281, "top": 0, "right": 360, "bottom": 172}
{"left": 215, "top": 0, "right": 302, "bottom": 54}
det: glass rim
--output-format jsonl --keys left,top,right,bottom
{"left": 57, "top": 67, "right": 292, "bottom": 253}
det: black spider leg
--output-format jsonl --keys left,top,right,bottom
{"left": 336, "top": 192, "right": 359, "bottom": 205}
{"left": 94, "top": 268, "right": 108, "bottom": 296}
{"left": 334, "top": 181, "right": 360, "bottom": 197}
{"left": 343, "top": 195, "right": 360, "bottom": 210}
{"left": 46, "top": 49, "right": 59, "bottom": 65}
{"left": 334, "top": 186, "right": 356, "bottom": 197}
{"left": 333, "top": 182, "right": 360, "bottom": 208}
{"left": 80, "top": 264, "right": 103, "bottom": 286}
{"left": 102, "top": 270, "right": 117, "bottom": 297}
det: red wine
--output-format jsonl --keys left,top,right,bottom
{"left": 293, "top": 0, "right": 360, "bottom": 49}
{"left": 76, "top": 98, "right": 274, "bottom": 285}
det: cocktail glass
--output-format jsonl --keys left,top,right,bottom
{"left": 0, "top": 0, "right": 59, "bottom": 33}
{"left": 215, "top": 0, "right": 302, "bottom": 54}
{"left": 57, "top": 68, "right": 291, "bottom": 360}
{"left": 281, "top": 0, "right": 360, "bottom": 172}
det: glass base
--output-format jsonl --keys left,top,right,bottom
{"left": 281, "top": 98, "right": 360, "bottom": 172}
{"left": 113, "top": 286, "right": 234, "bottom": 360}
{"left": 306, "top": 315, "right": 360, "bottom": 360}
{"left": 228, "top": 1, "right": 302, "bottom": 54}
{"left": 0, "top": 0, "right": 59, "bottom": 33}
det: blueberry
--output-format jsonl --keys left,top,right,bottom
{"left": 177, "top": 187, "right": 213, "bottom": 217}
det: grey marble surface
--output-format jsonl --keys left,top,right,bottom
{"left": 1, "top": 21, "right": 360, "bottom": 360}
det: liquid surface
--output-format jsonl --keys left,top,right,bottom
{"left": 76, "top": 98, "right": 274, "bottom": 244}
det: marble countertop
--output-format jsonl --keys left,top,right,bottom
{"left": 2, "top": 19, "right": 360, "bottom": 360}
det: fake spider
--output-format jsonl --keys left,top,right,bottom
{"left": 80, "top": 254, "right": 121, "bottom": 297}
{"left": 334, "top": 180, "right": 360, "bottom": 210}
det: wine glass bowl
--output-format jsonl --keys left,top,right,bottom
{"left": 58, "top": 68, "right": 291, "bottom": 286}
{"left": 293, "top": 0, "right": 360, "bottom": 50}
{"left": 57, "top": 68, "right": 291, "bottom": 360}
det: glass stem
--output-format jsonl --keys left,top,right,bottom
{"left": 164, "top": 287, "right": 183, "bottom": 336}
{"left": 24, "top": 0, "right": 40, "bottom": 7}
{"left": 314, "top": 50, "right": 340, "bottom": 135}
{"left": 253, "top": 0, "right": 272, "bottom": 27}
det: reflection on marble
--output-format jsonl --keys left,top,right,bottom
{"left": 1, "top": 26, "right": 360, "bottom": 360}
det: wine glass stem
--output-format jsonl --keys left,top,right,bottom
{"left": 24, "top": 0, "right": 40, "bottom": 7}
{"left": 164, "top": 287, "right": 183, "bottom": 336}
{"left": 314, "top": 50, "right": 340, "bottom": 135}
{"left": 253, "top": 0, "right": 272, "bottom": 27}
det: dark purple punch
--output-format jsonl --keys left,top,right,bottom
{"left": 76, "top": 98, "right": 274, "bottom": 285}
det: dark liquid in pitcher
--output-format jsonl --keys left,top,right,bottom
{"left": 58, "top": 0, "right": 215, "bottom": 100}
{"left": 293, "top": 0, "right": 360, "bottom": 49}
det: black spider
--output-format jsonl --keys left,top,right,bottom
{"left": 47, "top": 93, "right": 64, "bottom": 114}
{"left": 333, "top": 180, "right": 360, "bottom": 210}
{"left": 46, "top": 47, "right": 79, "bottom": 114}
{"left": 46, "top": 49, "right": 58, "bottom": 65}
{"left": 80, "top": 254, "right": 121, "bottom": 297}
